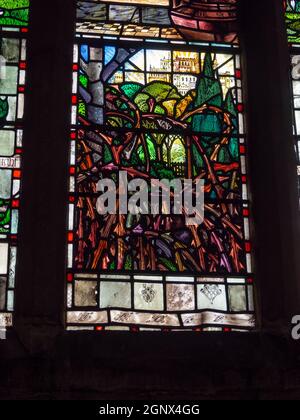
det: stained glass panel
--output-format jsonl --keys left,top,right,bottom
{"left": 67, "top": 0, "right": 255, "bottom": 331}
{"left": 0, "top": 4, "right": 28, "bottom": 334}
{"left": 285, "top": 0, "right": 300, "bottom": 200}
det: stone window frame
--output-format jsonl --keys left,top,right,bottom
{"left": 0, "top": 0, "right": 299, "bottom": 398}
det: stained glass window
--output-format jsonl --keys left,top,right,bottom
{"left": 67, "top": 0, "right": 255, "bottom": 331}
{"left": 0, "top": 0, "right": 29, "bottom": 332}
{"left": 286, "top": 0, "right": 300, "bottom": 199}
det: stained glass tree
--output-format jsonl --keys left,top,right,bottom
{"left": 66, "top": 0, "right": 255, "bottom": 331}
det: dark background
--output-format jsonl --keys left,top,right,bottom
{"left": 0, "top": 0, "right": 300, "bottom": 400}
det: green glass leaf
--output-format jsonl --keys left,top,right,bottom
{"left": 0, "top": 199, "right": 10, "bottom": 233}
{"left": 0, "top": 97, "right": 9, "bottom": 124}
{"left": 120, "top": 83, "right": 142, "bottom": 99}
{"left": 142, "top": 82, "right": 180, "bottom": 102}
{"left": 0, "top": 0, "right": 29, "bottom": 27}
{"left": 79, "top": 74, "right": 88, "bottom": 89}
{"left": 134, "top": 93, "right": 151, "bottom": 113}
{"left": 78, "top": 101, "right": 86, "bottom": 117}
{"left": 159, "top": 257, "right": 177, "bottom": 272}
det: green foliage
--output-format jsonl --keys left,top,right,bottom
{"left": 109, "top": 260, "right": 116, "bottom": 270}
{"left": 109, "top": 115, "right": 132, "bottom": 129}
{"left": 0, "top": 0, "right": 28, "bottom": 7}
{"left": 224, "top": 89, "right": 238, "bottom": 130}
{"left": 107, "top": 86, "right": 132, "bottom": 118}
{"left": 218, "top": 146, "right": 231, "bottom": 164}
{"left": 137, "top": 146, "right": 145, "bottom": 164}
{"left": 79, "top": 74, "right": 88, "bottom": 89}
{"left": 151, "top": 162, "right": 175, "bottom": 180}
{"left": 0, "top": 199, "right": 10, "bottom": 233}
{"left": 0, "top": 97, "right": 8, "bottom": 123}
{"left": 104, "top": 52, "right": 239, "bottom": 192}
{"left": 192, "top": 144, "right": 204, "bottom": 169}
{"left": 286, "top": 2, "right": 300, "bottom": 43}
{"left": 120, "top": 83, "right": 141, "bottom": 99}
{"left": 137, "top": 135, "right": 157, "bottom": 163}
{"left": 0, "top": 0, "right": 29, "bottom": 26}
{"left": 127, "top": 149, "right": 140, "bottom": 166}
{"left": 170, "top": 142, "right": 185, "bottom": 163}
{"left": 193, "top": 111, "right": 222, "bottom": 134}
{"left": 110, "top": 82, "right": 182, "bottom": 130}
{"left": 141, "top": 120, "right": 156, "bottom": 130}
{"left": 154, "top": 105, "right": 165, "bottom": 115}
{"left": 195, "top": 54, "right": 222, "bottom": 108}
{"left": 124, "top": 255, "right": 132, "bottom": 270}
{"left": 134, "top": 93, "right": 151, "bottom": 113}
{"left": 142, "top": 82, "right": 180, "bottom": 103}
{"left": 152, "top": 133, "right": 166, "bottom": 146}
{"left": 159, "top": 257, "right": 177, "bottom": 271}
{"left": 290, "top": 20, "right": 300, "bottom": 31}
{"left": 146, "top": 135, "right": 157, "bottom": 160}
{"left": 163, "top": 138, "right": 185, "bottom": 164}
{"left": 78, "top": 101, "right": 86, "bottom": 117}
{"left": 224, "top": 89, "right": 237, "bottom": 117}
{"left": 103, "top": 144, "right": 113, "bottom": 165}
{"left": 192, "top": 53, "right": 223, "bottom": 133}
{"left": 229, "top": 137, "right": 239, "bottom": 160}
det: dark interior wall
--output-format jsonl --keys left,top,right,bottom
{"left": 0, "top": 0, "right": 300, "bottom": 400}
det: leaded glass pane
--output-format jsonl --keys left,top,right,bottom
{"left": 0, "top": 0, "right": 29, "bottom": 335}
{"left": 285, "top": 0, "right": 300, "bottom": 201}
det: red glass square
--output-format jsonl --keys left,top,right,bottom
{"left": 245, "top": 242, "right": 251, "bottom": 252}
{"left": 96, "top": 326, "right": 104, "bottom": 331}
{"left": 13, "top": 170, "right": 21, "bottom": 179}
{"left": 12, "top": 200, "right": 20, "bottom": 209}
{"left": 243, "top": 208, "right": 250, "bottom": 217}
